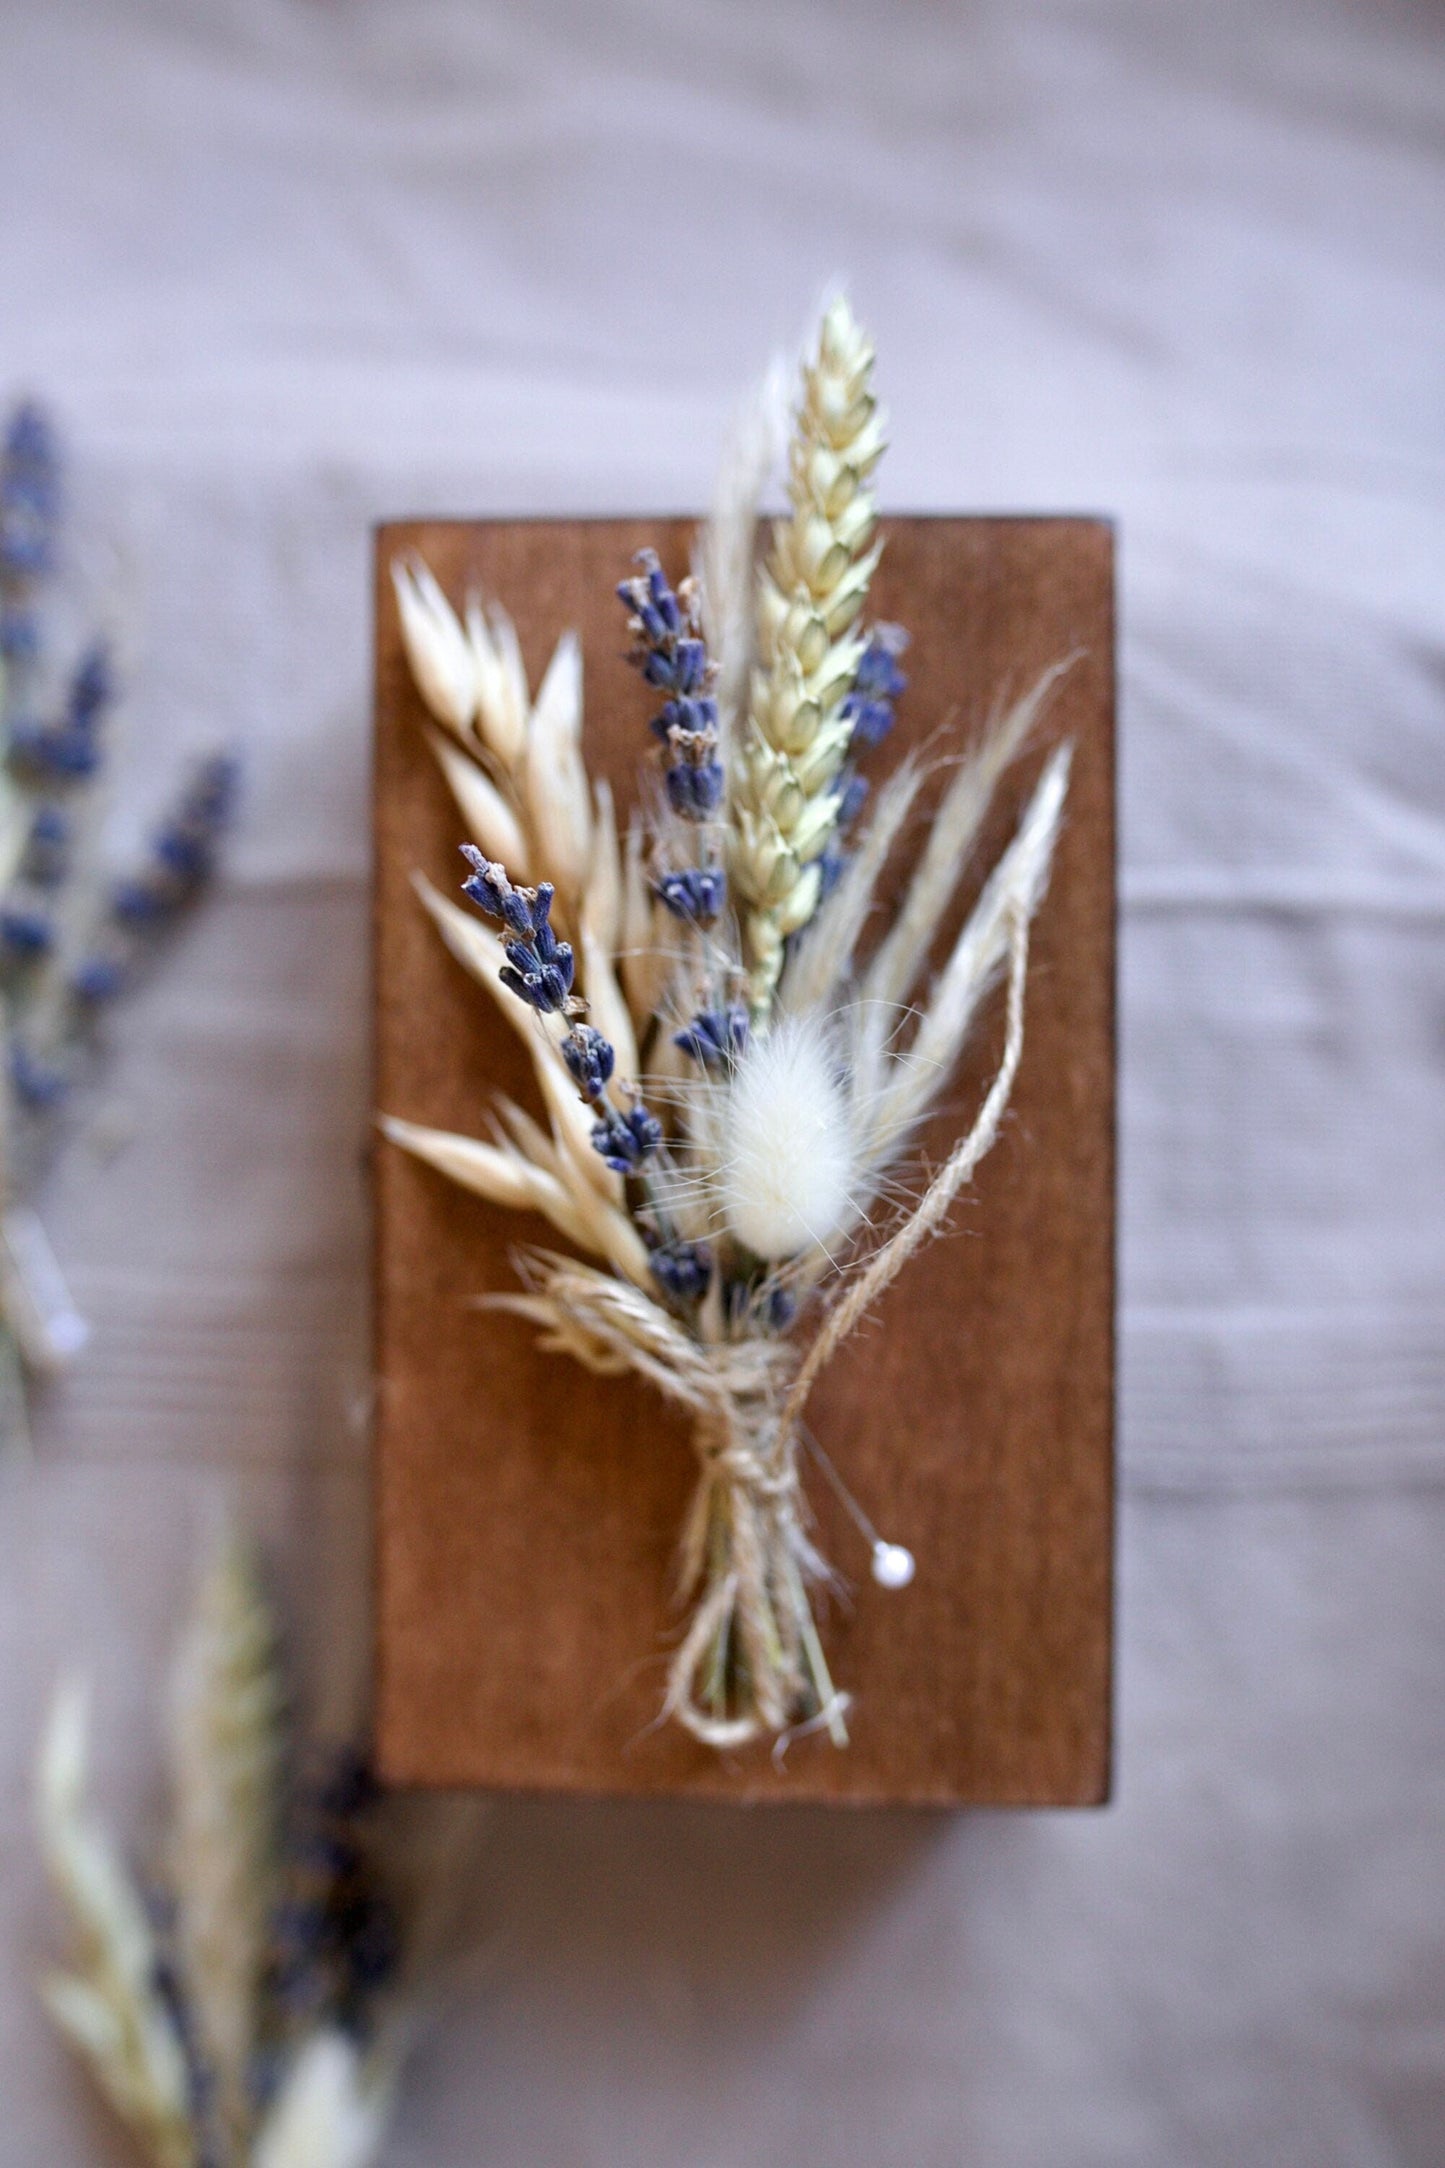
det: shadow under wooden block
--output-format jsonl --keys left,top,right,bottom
{"left": 373, "top": 515, "right": 1115, "bottom": 1807}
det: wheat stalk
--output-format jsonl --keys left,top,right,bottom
{"left": 168, "top": 1529, "right": 284, "bottom": 2166}
{"left": 729, "top": 296, "right": 885, "bottom": 1020}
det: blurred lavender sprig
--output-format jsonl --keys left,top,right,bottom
{"left": 0, "top": 397, "right": 238, "bottom": 1431}
{"left": 0, "top": 402, "right": 61, "bottom": 678}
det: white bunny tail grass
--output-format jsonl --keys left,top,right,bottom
{"left": 715, "top": 1014, "right": 857, "bottom": 1262}
{"left": 252, "top": 2030, "right": 393, "bottom": 2168}
{"left": 168, "top": 1528, "right": 284, "bottom": 2166}
{"left": 36, "top": 1680, "right": 197, "bottom": 2168}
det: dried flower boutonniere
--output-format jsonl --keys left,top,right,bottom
{"left": 384, "top": 299, "right": 1074, "bottom": 1752}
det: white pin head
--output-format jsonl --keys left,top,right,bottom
{"left": 870, "top": 1540, "right": 915, "bottom": 1591}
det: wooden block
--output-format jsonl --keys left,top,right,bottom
{"left": 373, "top": 516, "right": 1115, "bottom": 1806}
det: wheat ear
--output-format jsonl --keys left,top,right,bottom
{"left": 730, "top": 296, "right": 885, "bottom": 1019}
{"left": 168, "top": 1529, "right": 284, "bottom": 2166}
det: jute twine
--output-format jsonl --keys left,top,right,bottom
{"left": 666, "top": 898, "right": 1031, "bottom": 1747}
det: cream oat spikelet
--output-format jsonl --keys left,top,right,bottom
{"left": 730, "top": 295, "right": 886, "bottom": 1019}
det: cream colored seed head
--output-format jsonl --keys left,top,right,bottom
{"left": 730, "top": 297, "right": 887, "bottom": 1022}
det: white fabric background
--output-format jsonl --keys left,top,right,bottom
{"left": 2, "top": 0, "right": 1443, "bottom": 2161}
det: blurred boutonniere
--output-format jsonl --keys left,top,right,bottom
{"left": 37, "top": 1528, "right": 480, "bottom": 2168}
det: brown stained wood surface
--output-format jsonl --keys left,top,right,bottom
{"left": 373, "top": 516, "right": 1115, "bottom": 1806}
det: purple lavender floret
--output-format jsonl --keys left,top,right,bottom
{"left": 71, "top": 953, "right": 126, "bottom": 1003}
{"left": 459, "top": 844, "right": 534, "bottom": 935}
{"left": 618, "top": 550, "right": 683, "bottom": 646}
{"left": 3, "top": 403, "right": 59, "bottom": 490}
{"left": 9, "top": 1040, "right": 67, "bottom": 1108}
{"left": 0, "top": 903, "right": 52, "bottom": 957}
{"left": 9, "top": 640, "right": 115, "bottom": 785}
{"left": 662, "top": 733, "right": 725, "bottom": 821}
{"left": 673, "top": 1003, "right": 749, "bottom": 1071}
{"left": 838, "top": 770, "right": 870, "bottom": 827}
{"left": 499, "top": 923, "right": 573, "bottom": 1014}
{"left": 648, "top": 688, "right": 717, "bottom": 741}
{"left": 591, "top": 1101, "right": 662, "bottom": 1173}
{"left": 459, "top": 850, "right": 574, "bottom": 1013}
{"left": 618, "top": 551, "right": 725, "bottom": 825}
{"left": 0, "top": 401, "right": 60, "bottom": 583}
{"left": 841, "top": 623, "right": 909, "bottom": 749}
{"left": 0, "top": 604, "right": 39, "bottom": 663}
{"left": 111, "top": 750, "right": 239, "bottom": 924}
{"left": 68, "top": 641, "right": 112, "bottom": 727}
{"left": 10, "top": 718, "right": 103, "bottom": 781}
{"left": 561, "top": 1023, "right": 615, "bottom": 1101}
{"left": 654, "top": 865, "right": 726, "bottom": 926}
{"left": 815, "top": 843, "right": 847, "bottom": 901}
{"left": 22, "top": 803, "right": 69, "bottom": 886}
{"left": 649, "top": 1237, "right": 712, "bottom": 1304}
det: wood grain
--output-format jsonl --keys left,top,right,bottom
{"left": 372, "top": 516, "right": 1115, "bottom": 1806}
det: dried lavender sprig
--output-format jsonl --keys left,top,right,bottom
{"left": 840, "top": 623, "right": 908, "bottom": 750}
{"left": 0, "top": 402, "right": 61, "bottom": 599}
{"left": 461, "top": 850, "right": 575, "bottom": 1016}
{"left": 459, "top": 848, "right": 664, "bottom": 1181}
{"left": 455, "top": 847, "right": 722, "bottom": 1319}
{"left": 9, "top": 639, "right": 114, "bottom": 783}
{"left": 618, "top": 550, "right": 727, "bottom": 836}
{"left": 267, "top": 1749, "right": 400, "bottom": 2053}
{"left": 616, "top": 553, "right": 751, "bottom": 1071}
{"left": 814, "top": 624, "right": 909, "bottom": 900}
{"left": 109, "top": 751, "right": 240, "bottom": 932}
{"left": 672, "top": 1003, "right": 749, "bottom": 1071}
{"left": 4, "top": 750, "right": 240, "bottom": 1120}
{"left": 647, "top": 1237, "right": 712, "bottom": 1304}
